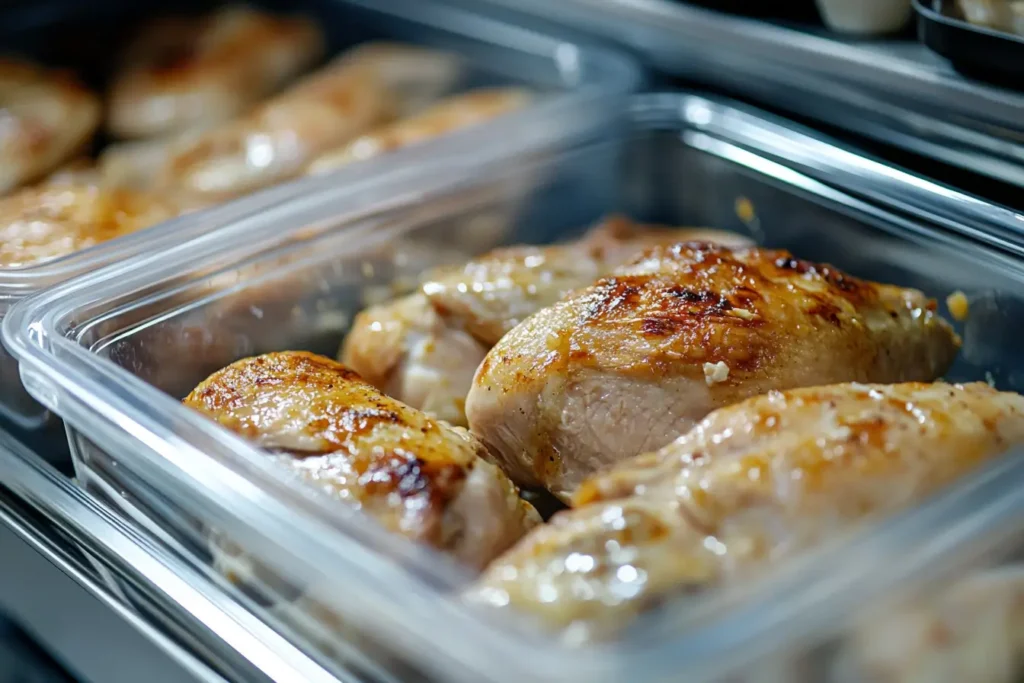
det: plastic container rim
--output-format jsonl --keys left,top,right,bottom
{"left": 7, "top": 90, "right": 1024, "bottom": 681}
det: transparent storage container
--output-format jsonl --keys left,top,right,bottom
{"left": 7, "top": 91, "right": 1024, "bottom": 683}
{"left": 462, "top": 0, "right": 1024, "bottom": 190}
{"left": 0, "top": 0, "right": 639, "bottom": 428}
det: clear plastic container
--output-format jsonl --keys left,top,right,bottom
{"left": 7, "top": 91, "right": 1024, "bottom": 683}
{"left": 463, "top": 0, "right": 1024, "bottom": 189}
{"left": 0, "top": 0, "right": 640, "bottom": 428}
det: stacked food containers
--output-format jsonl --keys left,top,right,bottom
{"left": 2, "top": 1, "right": 1024, "bottom": 682}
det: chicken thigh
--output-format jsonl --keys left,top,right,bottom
{"left": 466, "top": 242, "right": 961, "bottom": 499}
{"left": 466, "top": 382, "right": 1024, "bottom": 641}
{"left": 183, "top": 351, "right": 539, "bottom": 569}
{"left": 340, "top": 216, "right": 753, "bottom": 425}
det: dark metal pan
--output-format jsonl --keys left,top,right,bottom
{"left": 915, "top": 0, "right": 1024, "bottom": 87}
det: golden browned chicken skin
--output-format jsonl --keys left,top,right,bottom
{"left": 0, "top": 58, "right": 100, "bottom": 194}
{"left": 466, "top": 242, "right": 962, "bottom": 500}
{"left": 106, "top": 5, "right": 323, "bottom": 139}
{"left": 340, "top": 216, "right": 753, "bottom": 426}
{"left": 466, "top": 382, "right": 1024, "bottom": 642}
{"left": 183, "top": 351, "right": 539, "bottom": 569}
{"left": 0, "top": 182, "right": 180, "bottom": 267}
{"left": 307, "top": 87, "right": 531, "bottom": 175}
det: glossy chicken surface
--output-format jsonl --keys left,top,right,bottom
{"left": 154, "top": 42, "right": 461, "bottom": 201}
{"left": 184, "top": 351, "right": 539, "bottom": 569}
{"left": 466, "top": 242, "right": 962, "bottom": 499}
{"left": 0, "top": 59, "right": 100, "bottom": 194}
{"left": 307, "top": 87, "right": 531, "bottom": 175}
{"left": 107, "top": 5, "right": 323, "bottom": 139}
{"left": 0, "top": 182, "right": 180, "bottom": 267}
{"left": 466, "top": 382, "right": 1024, "bottom": 641}
{"left": 341, "top": 216, "right": 753, "bottom": 426}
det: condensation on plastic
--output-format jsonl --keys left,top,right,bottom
{"left": 7, "top": 92, "right": 1024, "bottom": 683}
{"left": 0, "top": 0, "right": 640, "bottom": 428}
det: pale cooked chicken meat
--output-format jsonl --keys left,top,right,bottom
{"left": 183, "top": 351, "right": 539, "bottom": 569}
{"left": 466, "top": 382, "right": 1024, "bottom": 641}
{"left": 0, "top": 182, "right": 180, "bottom": 267}
{"left": 155, "top": 42, "right": 461, "bottom": 201}
{"left": 466, "top": 242, "right": 961, "bottom": 499}
{"left": 338, "top": 42, "right": 463, "bottom": 117}
{"left": 107, "top": 5, "right": 324, "bottom": 139}
{"left": 0, "top": 58, "right": 100, "bottom": 194}
{"left": 841, "top": 565, "right": 1024, "bottom": 683}
{"left": 307, "top": 87, "right": 531, "bottom": 175}
{"left": 340, "top": 216, "right": 754, "bottom": 426}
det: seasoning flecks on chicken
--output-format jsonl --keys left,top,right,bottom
{"left": 183, "top": 351, "right": 539, "bottom": 569}
{"left": 466, "top": 242, "right": 962, "bottom": 500}
{"left": 466, "top": 382, "right": 1024, "bottom": 642}
{"left": 106, "top": 5, "right": 324, "bottom": 139}
{"left": 307, "top": 87, "right": 531, "bottom": 176}
{"left": 0, "top": 182, "right": 180, "bottom": 267}
{"left": 0, "top": 58, "right": 100, "bottom": 194}
{"left": 340, "top": 216, "right": 753, "bottom": 426}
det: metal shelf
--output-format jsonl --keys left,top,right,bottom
{"left": 0, "top": 431, "right": 354, "bottom": 683}
{"left": 465, "top": 0, "right": 1024, "bottom": 186}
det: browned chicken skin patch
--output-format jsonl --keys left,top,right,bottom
{"left": 341, "top": 216, "right": 754, "bottom": 426}
{"left": 466, "top": 242, "right": 962, "bottom": 499}
{"left": 184, "top": 351, "right": 539, "bottom": 569}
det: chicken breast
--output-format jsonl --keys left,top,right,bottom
{"left": 0, "top": 59, "right": 100, "bottom": 194}
{"left": 0, "top": 182, "right": 180, "bottom": 267}
{"left": 466, "top": 382, "right": 1024, "bottom": 641}
{"left": 840, "top": 565, "right": 1024, "bottom": 683}
{"left": 340, "top": 216, "right": 753, "bottom": 426}
{"left": 307, "top": 87, "right": 531, "bottom": 176}
{"left": 337, "top": 42, "right": 463, "bottom": 117}
{"left": 107, "top": 5, "right": 324, "bottom": 140}
{"left": 154, "top": 42, "right": 461, "bottom": 201}
{"left": 183, "top": 351, "right": 539, "bottom": 569}
{"left": 467, "top": 242, "right": 962, "bottom": 499}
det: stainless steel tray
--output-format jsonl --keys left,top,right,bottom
{"left": 463, "top": 0, "right": 1024, "bottom": 189}
{"left": 0, "top": 429, "right": 374, "bottom": 683}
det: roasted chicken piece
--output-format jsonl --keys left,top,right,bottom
{"left": 106, "top": 5, "right": 323, "bottom": 140}
{"left": 466, "top": 382, "right": 1024, "bottom": 641}
{"left": 340, "top": 216, "right": 753, "bottom": 426}
{"left": 841, "top": 565, "right": 1024, "bottom": 683}
{"left": 0, "top": 182, "right": 180, "bottom": 267}
{"left": 467, "top": 242, "right": 961, "bottom": 500}
{"left": 338, "top": 42, "right": 463, "bottom": 117}
{"left": 307, "top": 87, "right": 531, "bottom": 175}
{"left": 154, "top": 42, "right": 460, "bottom": 201}
{"left": 0, "top": 59, "right": 100, "bottom": 194}
{"left": 183, "top": 351, "right": 539, "bottom": 569}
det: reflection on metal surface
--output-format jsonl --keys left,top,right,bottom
{"left": 0, "top": 431, "right": 357, "bottom": 683}
{"left": 468, "top": 0, "right": 1024, "bottom": 186}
